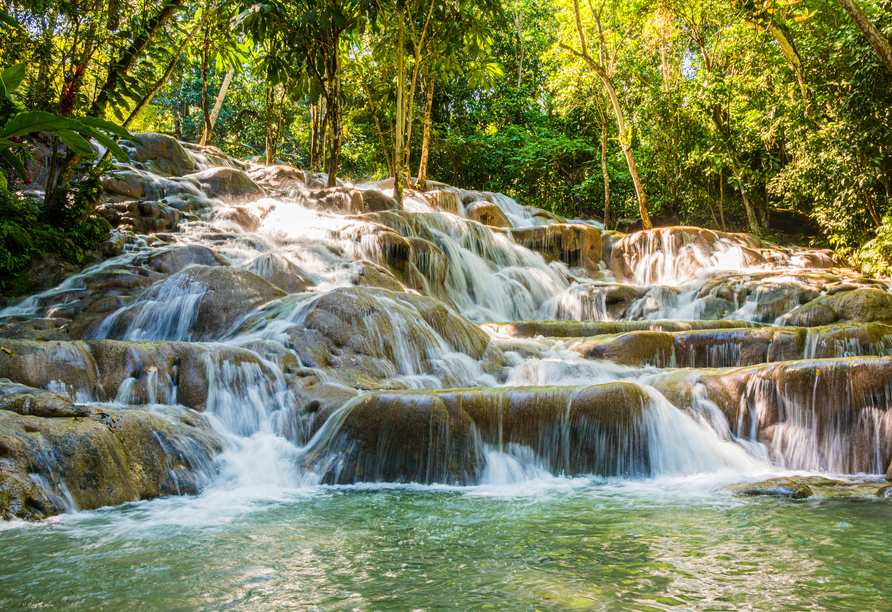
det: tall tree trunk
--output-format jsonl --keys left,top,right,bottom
{"left": 838, "top": 0, "right": 892, "bottom": 75}
{"left": 200, "top": 67, "right": 234, "bottom": 146}
{"left": 416, "top": 73, "right": 435, "bottom": 191}
{"left": 124, "top": 27, "right": 195, "bottom": 129}
{"left": 90, "top": 0, "right": 185, "bottom": 118}
{"left": 768, "top": 24, "right": 808, "bottom": 99}
{"left": 719, "top": 169, "right": 726, "bottom": 232}
{"left": 325, "top": 39, "right": 342, "bottom": 188}
{"left": 50, "top": 0, "right": 184, "bottom": 199}
{"left": 362, "top": 78, "right": 393, "bottom": 177}
{"left": 563, "top": 0, "right": 651, "bottom": 229}
{"left": 200, "top": 21, "right": 211, "bottom": 144}
{"left": 394, "top": 15, "right": 406, "bottom": 204}
{"left": 265, "top": 82, "right": 276, "bottom": 165}
{"left": 600, "top": 121, "right": 610, "bottom": 230}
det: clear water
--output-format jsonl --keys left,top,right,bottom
{"left": 2, "top": 478, "right": 890, "bottom": 611}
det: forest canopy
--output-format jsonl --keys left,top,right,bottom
{"left": 1, "top": 0, "right": 891, "bottom": 274}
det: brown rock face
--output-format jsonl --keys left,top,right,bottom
{"left": 783, "top": 288, "right": 892, "bottom": 327}
{"left": 248, "top": 165, "right": 307, "bottom": 191}
{"left": 121, "top": 133, "right": 197, "bottom": 177}
{"left": 101, "top": 265, "right": 287, "bottom": 342}
{"left": 184, "top": 167, "right": 266, "bottom": 202}
{"left": 465, "top": 201, "right": 513, "bottom": 228}
{"left": 306, "top": 382, "right": 649, "bottom": 484}
{"left": 0, "top": 402, "right": 219, "bottom": 520}
{"left": 510, "top": 224, "right": 603, "bottom": 269}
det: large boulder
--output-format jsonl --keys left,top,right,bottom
{"left": 248, "top": 165, "right": 307, "bottom": 191}
{"left": 183, "top": 167, "right": 266, "bottom": 202}
{"left": 511, "top": 223, "right": 603, "bottom": 269}
{"left": 465, "top": 201, "right": 512, "bottom": 228}
{"left": 120, "top": 133, "right": 197, "bottom": 177}
{"left": 245, "top": 253, "right": 313, "bottom": 294}
{"left": 782, "top": 287, "right": 892, "bottom": 327}
{"left": 133, "top": 244, "right": 229, "bottom": 274}
{"left": 101, "top": 265, "right": 287, "bottom": 341}
{"left": 0, "top": 403, "right": 219, "bottom": 520}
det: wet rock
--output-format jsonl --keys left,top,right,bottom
{"left": 0, "top": 405, "right": 219, "bottom": 520}
{"left": 245, "top": 253, "right": 313, "bottom": 294}
{"left": 484, "top": 320, "right": 763, "bottom": 338}
{"left": 101, "top": 170, "right": 153, "bottom": 199}
{"left": 733, "top": 478, "right": 814, "bottom": 499}
{"left": 247, "top": 164, "right": 306, "bottom": 191}
{"left": 359, "top": 189, "right": 400, "bottom": 213}
{"left": 309, "top": 391, "right": 478, "bottom": 484}
{"left": 574, "top": 331, "right": 675, "bottom": 366}
{"left": 548, "top": 283, "right": 649, "bottom": 321}
{"left": 511, "top": 224, "right": 603, "bottom": 269}
{"left": 465, "top": 201, "right": 512, "bottom": 228}
{"left": 120, "top": 200, "right": 182, "bottom": 234}
{"left": 783, "top": 288, "right": 892, "bottom": 327}
{"left": 120, "top": 133, "right": 197, "bottom": 177}
{"left": 349, "top": 260, "right": 405, "bottom": 292}
{"left": 216, "top": 206, "right": 260, "bottom": 232}
{"left": 0, "top": 339, "right": 98, "bottom": 400}
{"left": 183, "top": 167, "right": 265, "bottom": 202}
{"left": 0, "top": 381, "right": 89, "bottom": 418}
{"left": 421, "top": 190, "right": 463, "bottom": 215}
{"left": 134, "top": 244, "right": 229, "bottom": 275}
{"left": 93, "top": 265, "right": 285, "bottom": 343}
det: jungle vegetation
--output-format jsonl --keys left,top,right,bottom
{"left": 0, "top": 0, "right": 891, "bottom": 280}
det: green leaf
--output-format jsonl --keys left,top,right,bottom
{"left": 1, "top": 111, "right": 70, "bottom": 138}
{"left": 1, "top": 64, "right": 27, "bottom": 95}
{"left": 0, "top": 148, "right": 26, "bottom": 180}
{"left": 77, "top": 125, "right": 130, "bottom": 162}
{"left": 56, "top": 129, "right": 95, "bottom": 157}
{"left": 74, "top": 116, "right": 132, "bottom": 139}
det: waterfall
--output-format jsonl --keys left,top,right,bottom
{"left": 3, "top": 139, "right": 891, "bottom": 521}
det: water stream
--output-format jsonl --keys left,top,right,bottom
{"left": 2, "top": 142, "right": 891, "bottom": 609}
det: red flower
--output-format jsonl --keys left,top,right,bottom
{"left": 59, "top": 66, "right": 83, "bottom": 116}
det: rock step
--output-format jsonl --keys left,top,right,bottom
{"left": 304, "top": 383, "right": 650, "bottom": 484}
{"left": 484, "top": 320, "right": 764, "bottom": 338}
{"left": 567, "top": 323, "right": 892, "bottom": 368}
{"left": 0, "top": 381, "right": 220, "bottom": 520}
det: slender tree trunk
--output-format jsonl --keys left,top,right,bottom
{"left": 50, "top": 0, "right": 184, "bottom": 198}
{"left": 325, "top": 39, "right": 342, "bottom": 188}
{"left": 200, "top": 67, "right": 234, "bottom": 146}
{"left": 124, "top": 27, "right": 195, "bottom": 129}
{"left": 394, "top": 15, "right": 406, "bottom": 204}
{"left": 362, "top": 78, "right": 393, "bottom": 177}
{"left": 719, "top": 169, "right": 726, "bottom": 232}
{"left": 563, "top": 0, "right": 651, "bottom": 229}
{"left": 89, "top": 0, "right": 185, "bottom": 118}
{"left": 600, "top": 122, "right": 610, "bottom": 230}
{"left": 200, "top": 21, "right": 211, "bottom": 144}
{"left": 838, "top": 0, "right": 892, "bottom": 75}
{"left": 416, "top": 73, "right": 435, "bottom": 191}
{"left": 768, "top": 24, "right": 808, "bottom": 99}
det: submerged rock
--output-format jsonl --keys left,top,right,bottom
{"left": 732, "top": 478, "right": 814, "bottom": 499}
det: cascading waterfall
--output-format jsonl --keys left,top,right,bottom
{"left": 3, "top": 137, "right": 891, "bottom": 520}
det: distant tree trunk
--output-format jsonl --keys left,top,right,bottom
{"left": 394, "top": 15, "right": 407, "bottom": 204}
{"left": 416, "top": 73, "right": 435, "bottom": 191}
{"left": 200, "top": 67, "right": 234, "bottom": 146}
{"left": 362, "top": 77, "right": 393, "bottom": 177}
{"left": 310, "top": 100, "right": 326, "bottom": 173}
{"left": 200, "top": 20, "right": 212, "bottom": 144}
{"left": 124, "top": 27, "right": 195, "bottom": 129}
{"left": 768, "top": 24, "right": 808, "bottom": 99}
{"left": 719, "top": 169, "right": 726, "bottom": 232}
{"left": 600, "top": 121, "right": 611, "bottom": 230}
{"left": 838, "top": 0, "right": 892, "bottom": 75}
{"left": 562, "top": 0, "right": 651, "bottom": 229}
{"left": 325, "top": 40, "right": 342, "bottom": 188}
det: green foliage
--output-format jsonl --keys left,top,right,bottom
{"left": 0, "top": 188, "right": 111, "bottom": 295}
